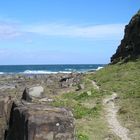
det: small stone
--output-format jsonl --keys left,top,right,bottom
{"left": 56, "top": 123, "right": 60, "bottom": 126}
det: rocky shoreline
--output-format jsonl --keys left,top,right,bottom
{"left": 0, "top": 73, "right": 85, "bottom": 140}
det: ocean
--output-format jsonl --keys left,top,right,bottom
{"left": 0, "top": 64, "right": 105, "bottom": 74}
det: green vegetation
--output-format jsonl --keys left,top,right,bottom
{"left": 50, "top": 60, "right": 140, "bottom": 139}
{"left": 88, "top": 60, "right": 140, "bottom": 139}
{"left": 51, "top": 91, "right": 101, "bottom": 119}
{"left": 50, "top": 81, "right": 118, "bottom": 139}
{"left": 77, "top": 133, "right": 89, "bottom": 140}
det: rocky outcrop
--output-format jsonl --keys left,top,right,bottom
{"left": 5, "top": 101, "right": 75, "bottom": 140}
{"left": 0, "top": 94, "right": 13, "bottom": 140}
{"left": 3, "top": 87, "right": 75, "bottom": 140}
{"left": 0, "top": 73, "right": 82, "bottom": 140}
{"left": 59, "top": 74, "right": 81, "bottom": 88}
{"left": 111, "top": 10, "right": 140, "bottom": 64}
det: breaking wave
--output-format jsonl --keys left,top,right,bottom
{"left": 22, "top": 70, "right": 72, "bottom": 74}
{"left": 0, "top": 72, "right": 4, "bottom": 74}
{"left": 96, "top": 66, "right": 104, "bottom": 71}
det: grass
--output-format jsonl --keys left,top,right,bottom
{"left": 49, "top": 60, "right": 140, "bottom": 139}
{"left": 50, "top": 92, "right": 101, "bottom": 119}
{"left": 77, "top": 133, "right": 89, "bottom": 140}
{"left": 50, "top": 82, "right": 119, "bottom": 139}
{"left": 87, "top": 60, "right": 140, "bottom": 139}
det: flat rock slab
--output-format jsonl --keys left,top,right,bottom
{"left": 5, "top": 101, "right": 75, "bottom": 140}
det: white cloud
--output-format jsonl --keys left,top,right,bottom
{"left": 0, "top": 21, "right": 125, "bottom": 40}
{"left": 23, "top": 23, "right": 125, "bottom": 40}
{"left": 0, "top": 23, "right": 21, "bottom": 39}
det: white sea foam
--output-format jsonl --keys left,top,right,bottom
{"left": 96, "top": 66, "right": 104, "bottom": 71}
{"left": 59, "top": 71, "right": 72, "bottom": 74}
{"left": 22, "top": 70, "right": 72, "bottom": 74}
{"left": 23, "top": 70, "right": 58, "bottom": 74}
{"left": 0, "top": 72, "right": 4, "bottom": 74}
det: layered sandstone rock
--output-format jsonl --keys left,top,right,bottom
{"left": 5, "top": 101, "right": 75, "bottom": 140}
{"left": 0, "top": 73, "right": 81, "bottom": 140}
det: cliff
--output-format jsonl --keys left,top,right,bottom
{"left": 111, "top": 10, "right": 140, "bottom": 64}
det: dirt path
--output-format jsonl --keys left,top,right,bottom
{"left": 91, "top": 80, "right": 100, "bottom": 90}
{"left": 91, "top": 81, "right": 130, "bottom": 140}
{"left": 103, "top": 92, "right": 131, "bottom": 140}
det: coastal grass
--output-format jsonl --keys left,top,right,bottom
{"left": 56, "top": 60, "right": 140, "bottom": 139}
{"left": 87, "top": 60, "right": 140, "bottom": 139}
{"left": 50, "top": 85, "right": 119, "bottom": 139}
{"left": 2, "top": 60, "right": 138, "bottom": 139}
{"left": 2, "top": 61, "right": 139, "bottom": 139}
{"left": 48, "top": 60, "right": 140, "bottom": 139}
{"left": 50, "top": 91, "right": 102, "bottom": 119}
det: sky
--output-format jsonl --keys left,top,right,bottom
{"left": 0, "top": 0, "right": 140, "bottom": 65}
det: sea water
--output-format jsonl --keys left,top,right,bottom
{"left": 0, "top": 64, "right": 105, "bottom": 74}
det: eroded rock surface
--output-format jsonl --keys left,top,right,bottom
{"left": 0, "top": 94, "right": 13, "bottom": 140}
{"left": 0, "top": 73, "right": 82, "bottom": 140}
{"left": 5, "top": 101, "right": 75, "bottom": 140}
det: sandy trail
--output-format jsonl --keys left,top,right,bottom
{"left": 91, "top": 81, "right": 130, "bottom": 140}
{"left": 103, "top": 93, "right": 131, "bottom": 140}
{"left": 91, "top": 80, "right": 100, "bottom": 90}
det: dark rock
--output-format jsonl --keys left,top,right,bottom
{"left": 60, "top": 77, "right": 71, "bottom": 82}
{"left": 60, "top": 74, "right": 82, "bottom": 88}
{"left": 0, "top": 94, "right": 13, "bottom": 140}
{"left": 5, "top": 101, "right": 75, "bottom": 140}
{"left": 0, "top": 99, "right": 5, "bottom": 118}
{"left": 111, "top": 10, "right": 140, "bottom": 64}
{"left": 22, "top": 88, "right": 32, "bottom": 102}
{"left": 0, "top": 94, "right": 13, "bottom": 122}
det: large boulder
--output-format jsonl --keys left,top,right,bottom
{"left": 111, "top": 10, "right": 140, "bottom": 64}
{"left": 29, "top": 86, "right": 44, "bottom": 98}
{"left": 5, "top": 101, "right": 75, "bottom": 140}
{"left": 22, "top": 86, "right": 44, "bottom": 102}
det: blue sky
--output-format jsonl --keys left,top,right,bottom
{"left": 0, "top": 0, "right": 139, "bottom": 64}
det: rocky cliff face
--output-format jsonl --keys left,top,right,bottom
{"left": 111, "top": 10, "right": 140, "bottom": 64}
